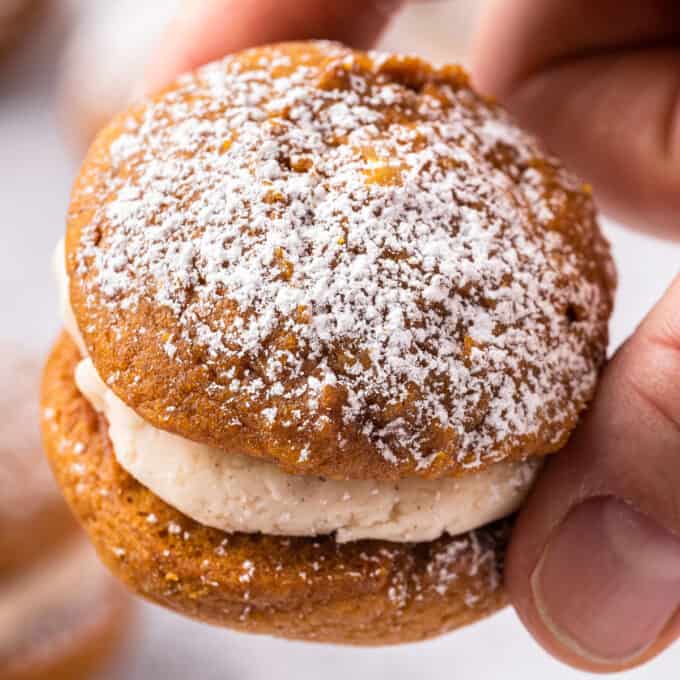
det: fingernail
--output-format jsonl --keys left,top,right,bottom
{"left": 371, "top": 0, "right": 404, "bottom": 17}
{"left": 532, "top": 497, "right": 680, "bottom": 665}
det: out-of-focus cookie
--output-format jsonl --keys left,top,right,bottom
{"left": 0, "top": 541, "right": 131, "bottom": 680}
{"left": 0, "top": 345, "right": 77, "bottom": 574}
{"left": 1, "top": 345, "right": 132, "bottom": 679}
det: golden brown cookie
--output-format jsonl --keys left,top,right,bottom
{"left": 0, "top": 345, "right": 77, "bottom": 574}
{"left": 0, "top": 541, "right": 131, "bottom": 680}
{"left": 65, "top": 41, "right": 614, "bottom": 482}
{"left": 42, "top": 334, "right": 509, "bottom": 645}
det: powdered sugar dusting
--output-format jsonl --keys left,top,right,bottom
{"left": 71, "top": 42, "right": 612, "bottom": 476}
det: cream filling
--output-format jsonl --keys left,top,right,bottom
{"left": 56, "top": 241, "right": 539, "bottom": 542}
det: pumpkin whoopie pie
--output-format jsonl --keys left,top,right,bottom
{"left": 42, "top": 41, "right": 615, "bottom": 645}
{"left": 2, "top": 346, "right": 131, "bottom": 680}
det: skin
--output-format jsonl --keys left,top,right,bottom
{"left": 140, "top": 0, "right": 680, "bottom": 671}
{"left": 471, "top": 0, "right": 680, "bottom": 671}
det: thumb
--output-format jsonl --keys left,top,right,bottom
{"left": 507, "top": 274, "right": 680, "bottom": 672}
{"left": 142, "top": 0, "right": 402, "bottom": 96}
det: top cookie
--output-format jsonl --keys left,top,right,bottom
{"left": 65, "top": 41, "right": 615, "bottom": 481}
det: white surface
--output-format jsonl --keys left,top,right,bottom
{"left": 0, "top": 5, "right": 678, "bottom": 680}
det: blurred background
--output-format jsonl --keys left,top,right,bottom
{"left": 1, "top": 0, "right": 678, "bottom": 678}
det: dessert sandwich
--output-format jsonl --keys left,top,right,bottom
{"left": 42, "top": 42, "right": 615, "bottom": 644}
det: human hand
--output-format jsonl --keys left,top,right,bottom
{"left": 141, "top": 0, "right": 403, "bottom": 96}
{"left": 142, "top": 0, "right": 680, "bottom": 672}
{"left": 472, "top": 0, "right": 680, "bottom": 671}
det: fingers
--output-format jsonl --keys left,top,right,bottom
{"left": 471, "top": 0, "right": 680, "bottom": 238}
{"left": 143, "top": 0, "right": 402, "bottom": 96}
{"left": 506, "top": 274, "right": 680, "bottom": 672}
{"left": 473, "top": 0, "right": 680, "bottom": 97}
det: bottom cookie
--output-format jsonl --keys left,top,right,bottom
{"left": 42, "top": 333, "right": 511, "bottom": 645}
